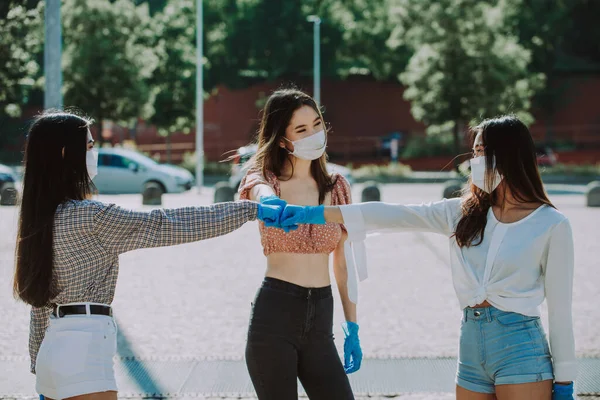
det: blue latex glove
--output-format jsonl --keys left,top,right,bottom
{"left": 280, "top": 205, "right": 325, "bottom": 232}
{"left": 552, "top": 382, "right": 574, "bottom": 400}
{"left": 259, "top": 195, "right": 288, "bottom": 228}
{"left": 257, "top": 203, "right": 284, "bottom": 227}
{"left": 39, "top": 395, "right": 44, "bottom": 400}
{"left": 342, "top": 321, "right": 362, "bottom": 374}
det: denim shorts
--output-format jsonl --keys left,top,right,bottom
{"left": 456, "top": 306, "right": 554, "bottom": 393}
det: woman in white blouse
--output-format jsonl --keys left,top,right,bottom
{"left": 279, "top": 115, "right": 576, "bottom": 399}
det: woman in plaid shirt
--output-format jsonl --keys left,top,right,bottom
{"left": 13, "top": 111, "right": 282, "bottom": 400}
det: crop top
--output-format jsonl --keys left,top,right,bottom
{"left": 239, "top": 170, "right": 351, "bottom": 255}
{"left": 238, "top": 169, "right": 369, "bottom": 304}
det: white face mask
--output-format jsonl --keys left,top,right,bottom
{"left": 470, "top": 155, "right": 503, "bottom": 193}
{"left": 284, "top": 130, "right": 326, "bottom": 160}
{"left": 86, "top": 149, "right": 98, "bottom": 180}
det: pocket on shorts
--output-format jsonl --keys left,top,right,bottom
{"left": 50, "top": 331, "right": 94, "bottom": 378}
{"left": 495, "top": 312, "right": 539, "bottom": 327}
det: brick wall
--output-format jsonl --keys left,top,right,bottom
{"left": 133, "top": 76, "right": 600, "bottom": 168}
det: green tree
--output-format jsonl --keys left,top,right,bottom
{"left": 0, "top": 0, "right": 40, "bottom": 19}
{"left": 0, "top": 2, "right": 43, "bottom": 162}
{"left": 559, "top": 0, "right": 600, "bottom": 65}
{"left": 0, "top": 2, "right": 42, "bottom": 119}
{"left": 504, "top": 0, "right": 600, "bottom": 145}
{"left": 330, "top": 0, "right": 411, "bottom": 81}
{"left": 393, "top": 0, "right": 544, "bottom": 158}
{"left": 202, "top": 0, "right": 352, "bottom": 90}
{"left": 502, "top": 0, "right": 574, "bottom": 144}
{"left": 62, "top": 0, "right": 158, "bottom": 144}
{"left": 146, "top": 0, "right": 197, "bottom": 163}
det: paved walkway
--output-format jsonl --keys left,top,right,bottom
{"left": 1, "top": 183, "right": 599, "bottom": 398}
{"left": 1, "top": 356, "right": 599, "bottom": 398}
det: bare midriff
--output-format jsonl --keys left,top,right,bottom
{"left": 266, "top": 252, "right": 331, "bottom": 287}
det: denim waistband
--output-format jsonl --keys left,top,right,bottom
{"left": 262, "top": 277, "right": 332, "bottom": 300}
{"left": 463, "top": 306, "right": 504, "bottom": 322}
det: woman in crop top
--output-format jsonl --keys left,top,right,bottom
{"left": 281, "top": 116, "right": 577, "bottom": 400}
{"left": 238, "top": 88, "right": 360, "bottom": 400}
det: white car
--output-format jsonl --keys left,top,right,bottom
{"left": 0, "top": 163, "right": 18, "bottom": 193}
{"left": 228, "top": 144, "right": 353, "bottom": 190}
{"left": 94, "top": 148, "right": 194, "bottom": 194}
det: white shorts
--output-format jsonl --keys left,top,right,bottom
{"left": 35, "top": 305, "right": 118, "bottom": 399}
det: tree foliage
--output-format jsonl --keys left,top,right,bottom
{"left": 146, "top": 0, "right": 196, "bottom": 136}
{"left": 0, "top": 2, "right": 42, "bottom": 119}
{"left": 1, "top": 0, "right": 600, "bottom": 160}
{"left": 330, "top": 0, "right": 411, "bottom": 80}
{"left": 0, "top": 1, "right": 43, "bottom": 162}
{"left": 393, "top": 0, "right": 545, "bottom": 153}
{"left": 62, "top": 0, "right": 158, "bottom": 140}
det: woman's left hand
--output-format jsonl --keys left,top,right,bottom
{"left": 257, "top": 201, "right": 288, "bottom": 228}
{"left": 552, "top": 382, "right": 574, "bottom": 400}
{"left": 259, "top": 195, "right": 288, "bottom": 228}
{"left": 343, "top": 321, "right": 363, "bottom": 374}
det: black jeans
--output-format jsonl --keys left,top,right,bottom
{"left": 245, "top": 277, "right": 355, "bottom": 400}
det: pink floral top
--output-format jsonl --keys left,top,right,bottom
{"left": 239, "top": 170, "right": 352, "bottom": 255}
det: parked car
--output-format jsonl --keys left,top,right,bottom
{"left": 0, "top": 163, "right": 17, "bottom": 192}
{"left": 94, "top": 148, "right": 194, "bottom": 194}
{"left": 229, "top": 144, "right": 353, "bottom": 191}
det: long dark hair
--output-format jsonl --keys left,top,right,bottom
{"left": 14, "top": 111, "right": 95, "bottom": 307}
{"left": 248, "top": 88, "right": 334, "bottom": 204}
{"left": 455, "top": 115, "right": 553, "bottom": 247}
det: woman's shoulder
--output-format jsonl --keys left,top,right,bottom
{"left": 331, "top": 173, "right": 352, "bottom": 205}
{"left": 54, "top": 200, "right": 107, "bottom": 234}
{"left": 538, "top": 204, "right": 569, "bottom": 225}
{"left": 244, "top": 168, "right": 278, "bottom": 184}
{"left": 238, "top": 168, "right": 280, "bottom": 199}
{"left": 56, "top": 200, "right": 126, "bottom": 221}
{"left": 57, "top": 199, "right": 102, "bottom": 213}
{"left": 436, "top": 197, "right": 464, "bottom": 225}
{"left": 427, "top": 197, "right": 463, "bottom": 213}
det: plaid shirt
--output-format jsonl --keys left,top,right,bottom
{"left": 29, "top": 199, "right": 258, "bottom": 373}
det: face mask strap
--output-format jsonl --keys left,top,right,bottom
{"left": 281, "top": 137, "right": 295, "bottom": 156}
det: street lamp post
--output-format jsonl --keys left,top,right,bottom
{"left": 196, "top": 0, "right": 204, "bottom": 192}
{"left": 307, "top": 16, "right": 321, "bottom": 105}
{"left": 44, "top": 0, "right": 62, "bottom": 110}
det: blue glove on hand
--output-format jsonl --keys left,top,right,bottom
{"left": 552, "top": 382, "right": 574, "bottom": 400}
{"left": 257, "top": 202, "right": 284, "bottom": 227}
{"left": 280, "top": 204, "right": 325, "bottom": 232}
{"left": 259, "top": 195, "right": 290, "bottom": 228}
{"left": 259, "top": 195, "right": 298, "bottom": 231}
{"left": 342, "top": 321, "right": 362, "bottom": 374}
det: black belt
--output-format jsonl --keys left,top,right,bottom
{"left": 52, "top": 304, "right": 112, "bottom": 318}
